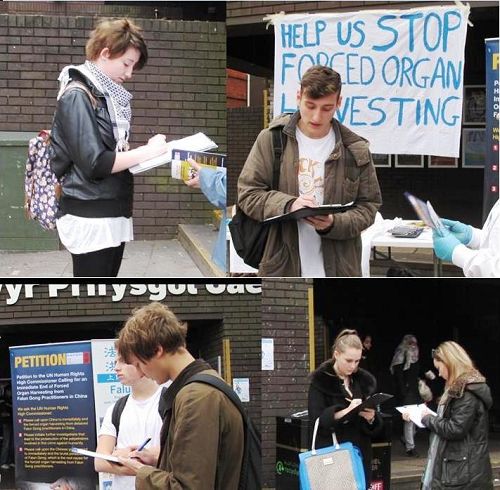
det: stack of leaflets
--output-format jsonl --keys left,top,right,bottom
{"left": 129, "top": 132, "right": 217, "bottom": 175}
{"left": 404, "top": 192, "right": 446, "bottom": 234}
{"left": 171, "top": 149, "right": 226, "bottom": 181}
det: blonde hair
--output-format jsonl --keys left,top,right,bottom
{"left": 86, "top": 18, "right": 148, "bottom": 70}
{"left": 432, "top": 341, "right": 476, "bottom": 387}
{"left": 332, "top": 329, "right": 362, "bottom": 357}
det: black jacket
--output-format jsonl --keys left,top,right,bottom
{"left": 392, "top": 361, "right": 422, "bottom": 406}
{"left": 421, "top": 370, "right": 493, "bottom": 490}
{"left": 308, "top": 361, "right": 383, "bottom": 488}
{"left": 51, "top": 69, "right": 133, "bottom": 218}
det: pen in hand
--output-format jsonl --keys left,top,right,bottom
{"left": 137, "top": 437, "right": 152, "bottom": 452}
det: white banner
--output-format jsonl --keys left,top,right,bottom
{"left": 91, "top": 339, "right": 130, "bottom": 490}
{"left": 273, "top": 5, "right": 469, "bottom": 157}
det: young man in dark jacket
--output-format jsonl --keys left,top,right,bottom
{"left": 115, "top": 302, "right": 244, "bottom": 490}
{"left": 238, "top": 65, "right": 382, "bottom": 277}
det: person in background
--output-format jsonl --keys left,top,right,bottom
{"left": 95, "top": 354, "right": 163, "bottom": 490}
{"left": 308, "top": 329, "right": 383, "bottom": 487}
{"left": 432, "top": 199, "right": 499, "bottom": 277}
{"left": 184, "top": 159, "right": 227, "bottom": 273}
{"left": 359, "top": 334, "right": 375, "bottom": 375}
{"left": 390, "top": 334, "right": 421, "bottom": 457}
{"left": 416, "top": 342, "right": 493, "bottom": 490}
{"left": 51, "top": 18, "right": 169, "bottom": 277}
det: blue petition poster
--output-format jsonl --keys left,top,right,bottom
{"left": 484, "top": 38, "right": 499, "bottom": 221}
{"left": 10, "top": 341, "right": 97, "bottom": 489}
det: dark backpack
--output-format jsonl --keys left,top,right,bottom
{"left": 24, "top": 81, "right": 97, "bottom": 231}
{"left": 229, "top": 127, "right": 285, "bottom": 269}
{"left": 186, "top": 373, "right": 261, "bottom": 490}
{"left": 111, "top": 387, "right": 168, "bottom": 438}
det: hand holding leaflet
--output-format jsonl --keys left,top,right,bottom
{"left": 404, "top": 192, "right": 446, "bottom": 235}
{"left": 396, "top": 404, "right": 437, "bottom": 428}
{"left": 129, "top": 132, "right": 218, "bottom": 175}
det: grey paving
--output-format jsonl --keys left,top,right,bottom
{"left": 0, "top": 239, "right": 205, "bottom": 277}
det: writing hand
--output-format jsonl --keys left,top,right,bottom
{"left": 128, "top": 446, "right": 159, "bottom": 466}
{"left": 290, "top": 195, "right": 317, "bottom": 213}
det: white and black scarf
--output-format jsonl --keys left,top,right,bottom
{"left": 57, "top": 61, "right": 133, "bottom": 152}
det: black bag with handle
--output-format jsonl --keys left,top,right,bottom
{"left": 229, "top": 127, "right": 284, "bottom": 269}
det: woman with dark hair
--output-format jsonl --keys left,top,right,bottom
{"left": 308, "top": 329, "right": 383, "bottom": 487}
{"left": 51, "top": 18, "right": 169, "bottom": 277}
{"left": 416, "top": 341, "right": 493, "bottom": 489}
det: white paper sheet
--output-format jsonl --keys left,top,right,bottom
{"left": 396, "top": 404, "right": 437, "bottom": 428}
{"left": 129, "top": 132, "right": 217, "bottom": 174}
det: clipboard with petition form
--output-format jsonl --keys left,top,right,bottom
{"left": 338, "top": 392, "right": 394, "bottom": 422}
{"left": 263, "top": 201, "right": 355, "bottom": 224}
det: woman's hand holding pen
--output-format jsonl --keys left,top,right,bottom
{"left": 334, "top": 398, "right": 362, "bottom": 420}
{"left": 145, "top": 133, "right": 168, "bottom": 158}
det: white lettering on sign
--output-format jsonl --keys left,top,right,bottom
{"left": 0, "top": 283, "right": 261, "bottom": 305}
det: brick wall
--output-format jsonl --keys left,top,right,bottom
{"left": 0, "top": 14, "right": 226, "bottom": 240}
{"left": 227, "top": 1, "right": 422, "bottom": 22}
{"left": 0, "top": 282, "right": 262, "bottom": 423}
{"left": 261, "top": 278, "right": 312, "bottom": 488}
{"left": 227, "top": 106, "right": 263, "bottom": 206}
{"left": 0, "top": 1, "right": 225, "bottom": 22}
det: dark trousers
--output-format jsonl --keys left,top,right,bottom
{"left": 71, "top": 242, "right": 125, "bottom": 277}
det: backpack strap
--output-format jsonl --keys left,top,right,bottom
{"left": 185, "top": 374, "right": 261, "bottom": 490}
{"left": 111, "top": 394, "right": 129, "bottom": 439}
{"left": 64, "top": 80, "right": 98, "bottom": 110}
{"left": 158, "top": 386, "right": 169, "bottom": 420}
{"left": 187, "top": 374, "right": 247, "bottom": 417}
{"left": 344, "top": 145, "right": 360, "bottom": 181}
{"left": 270, "top": 127, "right": 285, "bottom": 191}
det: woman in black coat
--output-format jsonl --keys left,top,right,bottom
{"left": 418, "top": 341, "right": 493, "bottom": 490}
{"left": 308, "top": 329, "right": 383, "bottom": 488}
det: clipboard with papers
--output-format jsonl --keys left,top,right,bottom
{"left": 129, "top": 132, "right": 218, "bottom": 175}
{"left": 263, "top": 202, "right": 355, "bottom": 224}
{"left": 396, "top": 404, "right": 437, "bottom": 428}
{"left": 71, "top": 447, "right": 121, "bottom": 464}
{"left": 338, "top": 392, "right": 393, "bottom": 422}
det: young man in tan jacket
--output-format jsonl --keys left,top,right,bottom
{"left": 238, "top": 65, "right": 382, "bottom": 277}
{"left": 116, "top": 302, "right": 244, "bottom": 490}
